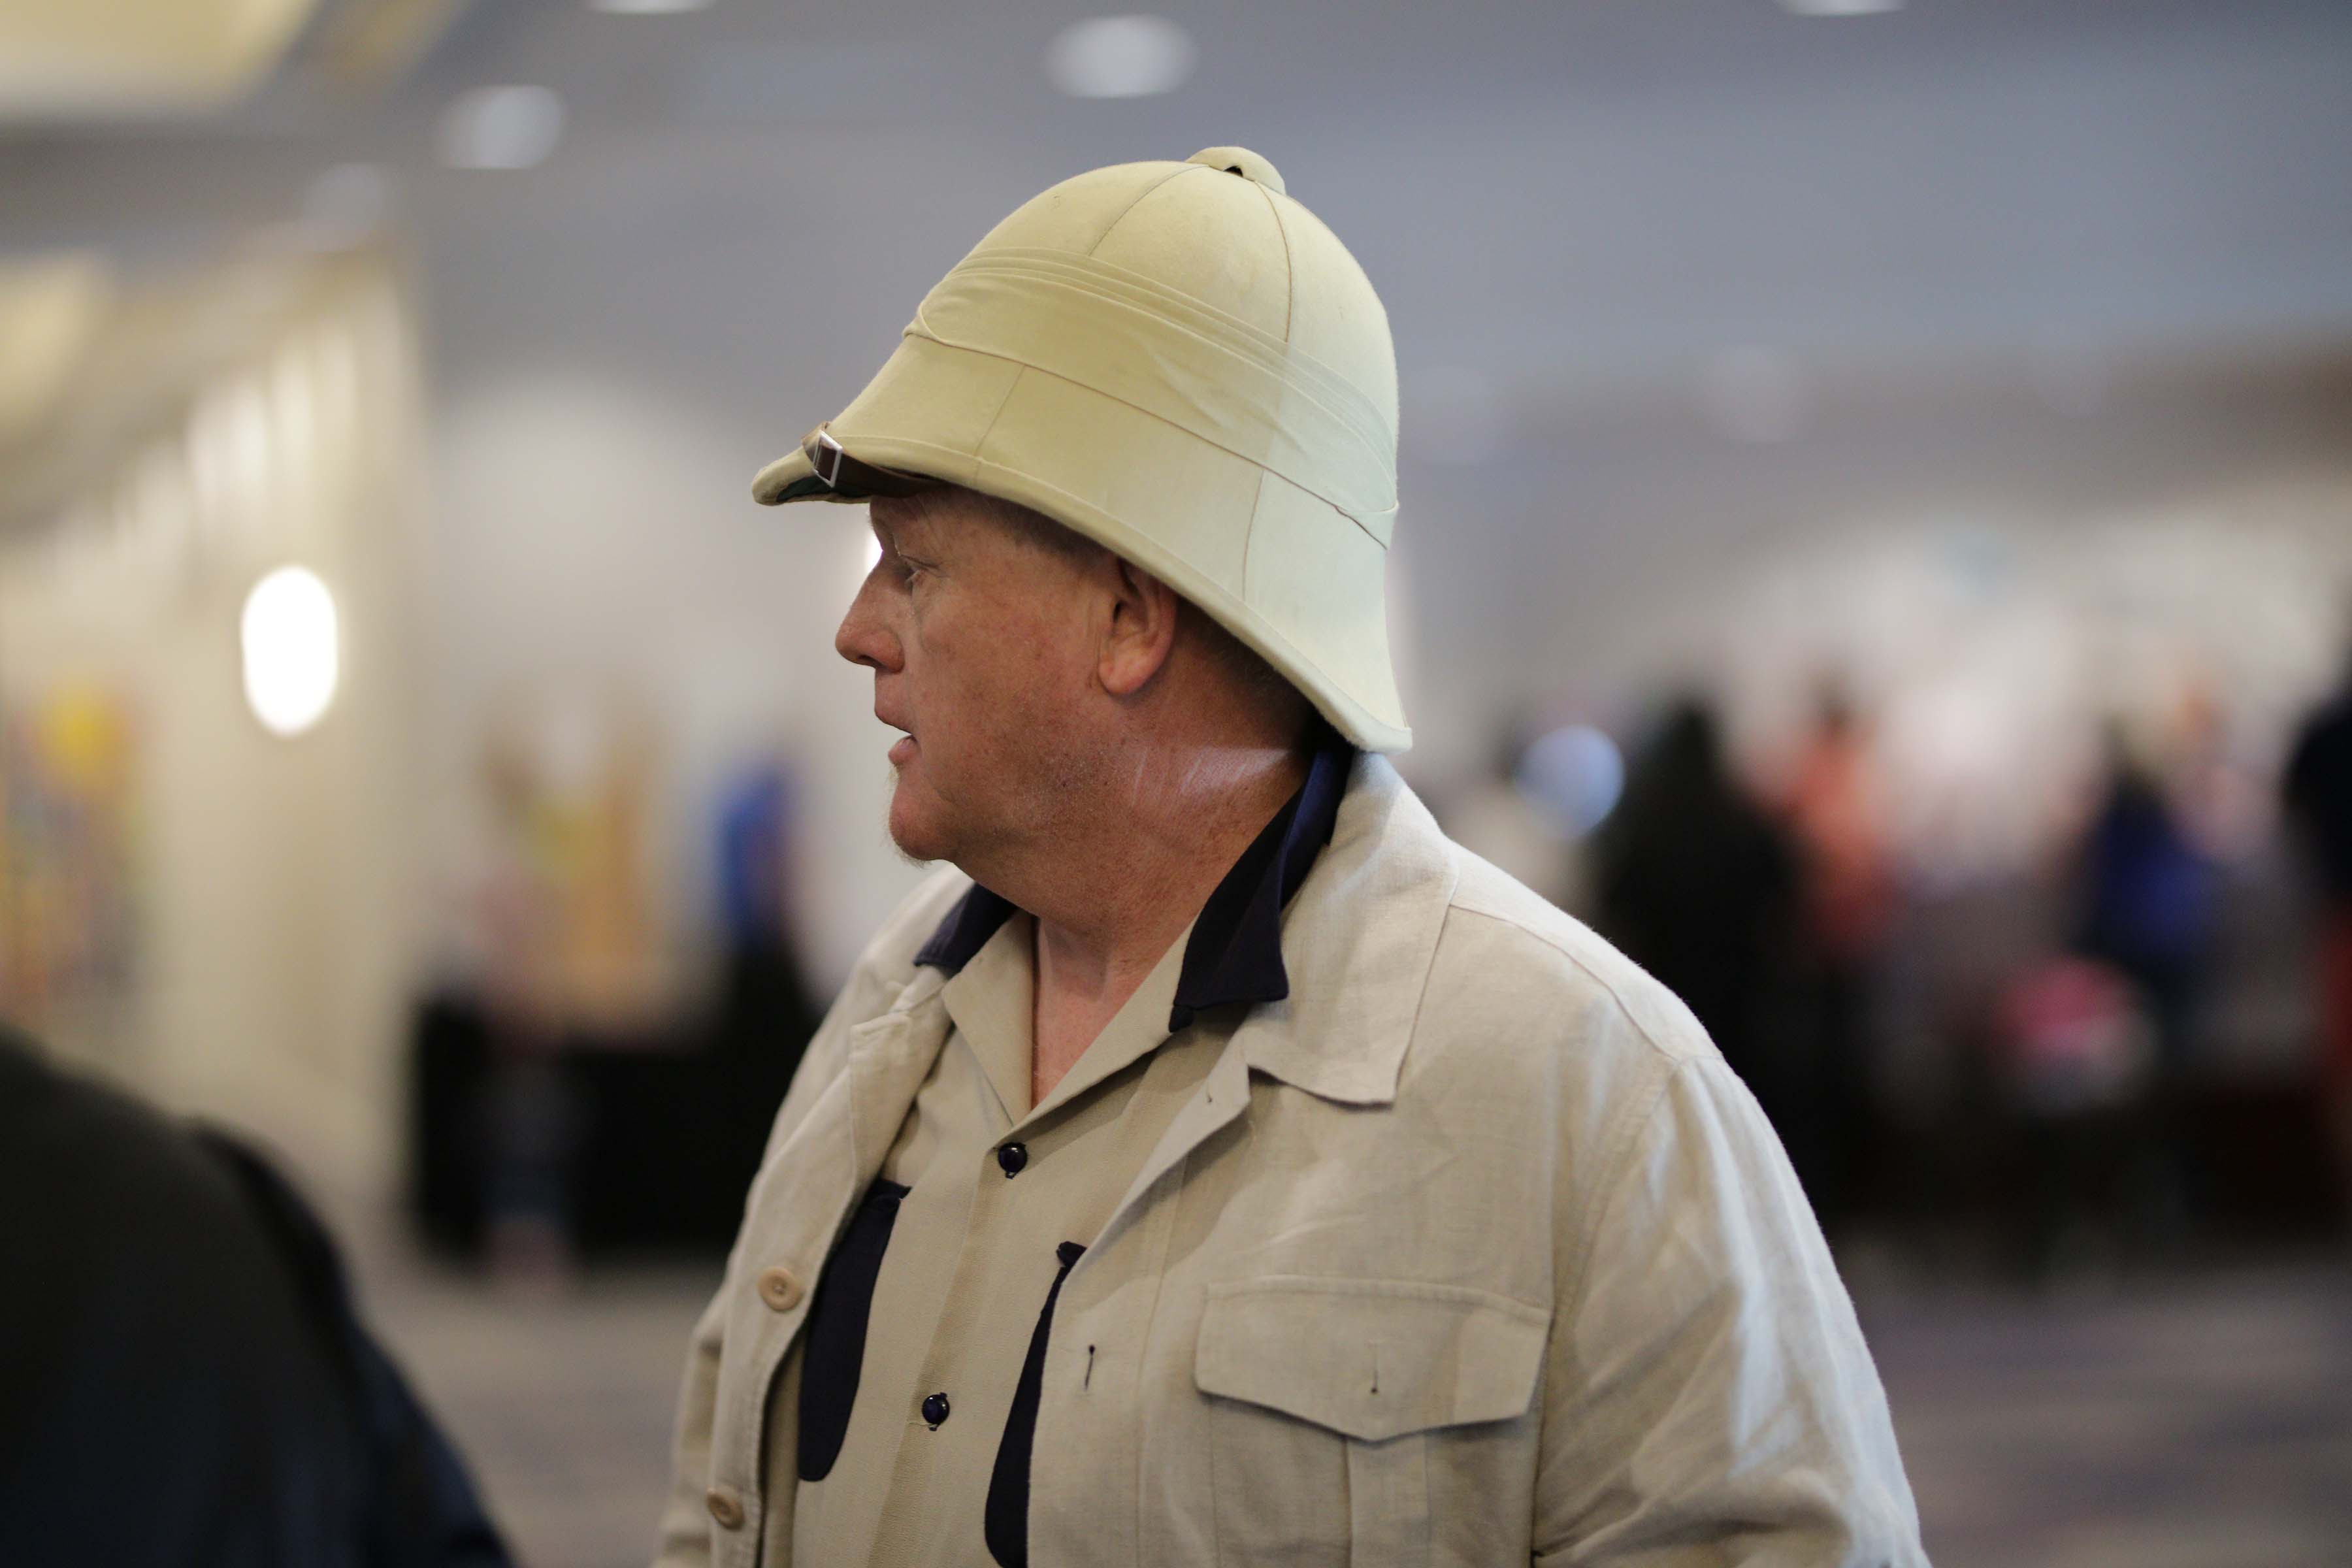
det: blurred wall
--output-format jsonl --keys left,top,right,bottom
{"left": 0, "top": 254, "right": 423, "bottom": 1198}
{"left": 421, "top": 366, "right": 924, "bottom": 993}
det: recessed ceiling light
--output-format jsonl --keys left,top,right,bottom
{"left": 1045, "top": 15, "right": 1196, "bottom": 99}
{"left": 589, "top": 0, "right": 711, "bottom": 13}
{"left": 437, "top": 85, "right": 564, "bottom": 171}
{"left": 1779, "top": 0, "right": 1904, "bottom": 14}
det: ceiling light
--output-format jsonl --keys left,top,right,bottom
{"left": 1045, "top": 15, "right": 1196, "bottom": 99}
{"left": 242, "top": 566, "right": 340, "bottom": 738}
{"left": 589, "top": 0, "right": 711, "bottom": 12}
{"left": 1778, "top": 0, "right": 1904, "bottom": 15}
{"left": 437, "top": 85, "right": 564, "bottom": 171}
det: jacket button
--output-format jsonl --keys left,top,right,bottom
{"left": 996, "top": 1142, "right": 1028, "bottom": 1176}
{"left": 756, "top": 1266, "right": 803, "bottom": 1312}
{"left": 705, "top": 1486, "right": 746, "bottom": 1530}
{"left": 921, "top": 1391, "right": 951, "bottom": 1428}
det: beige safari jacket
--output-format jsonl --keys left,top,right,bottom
{"left": 657, "top": 755, "right": 1927, "bottom": 1567}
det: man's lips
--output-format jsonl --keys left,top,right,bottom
{"left": 876, "top": 708, "right": 914, "bottom": 766}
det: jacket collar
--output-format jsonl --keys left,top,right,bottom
{"left": 913, "top": 739, "right": 1354, "bottom": 1031}
{"left": 913, "top": 747, "right": 1456, "bottom": 1109}
{"left": 1229, "top": 752, "right": 1458, "bottom": 1106}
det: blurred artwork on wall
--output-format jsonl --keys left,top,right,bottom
{"left": 469, "top": 692, "right": 668, "bottom": 1036}
{"left": 0, "top": 684, "right": 140, "bottom": 1035}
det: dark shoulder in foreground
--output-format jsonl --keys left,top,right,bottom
{"left": 0, "top": 1028, "right": 510, "bottom": 1568}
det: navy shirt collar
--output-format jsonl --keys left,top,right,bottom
{"left": 913, "top": 739, "right": 1354, "bottom": 1032}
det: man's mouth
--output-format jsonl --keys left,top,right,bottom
{"left": 876, "top": 708, "right": 915, "bottom": 766}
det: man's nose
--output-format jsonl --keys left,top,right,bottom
{"left": 834, "top": 572, "right": 901, "bottom": 672}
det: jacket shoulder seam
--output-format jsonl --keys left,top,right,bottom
{"left": 1439, "top": 899, "right": 1684, "bottom": 1068}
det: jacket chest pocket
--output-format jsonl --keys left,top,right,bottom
{"left": 1192, "top": 1277, "right": 1548, "bottom": 1568}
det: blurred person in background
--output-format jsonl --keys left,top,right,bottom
{"left": 0, "top": 1026, "right": 510, "bottom": 1568}
{"left": 1590, "top": 698, "right": 1807, "bottom": 1158}
{"left": 1778, "top": 685, "right": 1898, "bottom": 1235}
{"left": 2283, "top": 629, "right": 2352, "bottom": 1232}
{"left": 658, "top": 150, "right": 1921, "bottom": 1567}
{"left": 2070, "top": 728, "right": 2211, "bottom": 1232}
{"left": 1995, "top": 955, "right": 2160, "bottom": 1279}
{"left": 2066, "top": 728, "right": 2221, "bottom": 1243}
{"left": 2072, "top": 730, "right": 2219, "bottom": 1085}
{"left": 706, "top": 763, "right": 824, "bottom": 1173}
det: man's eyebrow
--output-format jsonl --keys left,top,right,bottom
{"left": 880, "top": 514, "right": 946, "bottom": 564}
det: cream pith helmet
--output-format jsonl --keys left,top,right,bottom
{"left": 752, "top": 145, "right": 1410, "bottom": 753}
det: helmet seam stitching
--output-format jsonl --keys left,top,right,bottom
{"left": 1251, "top": 181, "right": 1296, "bottom": 344}
{"left": 1084, "top": 164, "right": 1199, "bottom": 259}
{"left": 967, "top": 364, "right": 1031, "bottom": 470}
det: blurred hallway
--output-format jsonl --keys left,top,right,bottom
{"left": 10, "top": 5, "right": 2352, "bottom": 1562}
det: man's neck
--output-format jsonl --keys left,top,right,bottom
{"left": 1006, "top": 739, "right": 1309, "bottom": 1105}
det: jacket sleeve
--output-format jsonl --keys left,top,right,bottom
{"left": 1531, "top": 1053, "right": 1926, "bottom": 1567}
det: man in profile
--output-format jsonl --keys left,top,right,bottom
{"left": 659, "top": 146, "right": 1923, "bottom": 1566}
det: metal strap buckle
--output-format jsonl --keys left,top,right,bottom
{"left": 809, "top": 427, "right": 847, "bottom": 489}
{"left": 798, "top": 424, "right": 927, "bottom": 498}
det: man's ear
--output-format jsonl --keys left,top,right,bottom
{"left": 1097, "top": 556, "right": 1181, "bottom": 698}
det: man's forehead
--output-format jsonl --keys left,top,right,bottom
{"left": 870, "top": 488, "right": 962, "bottom": 540}
{"left": 865, "top": 493, "right": 931, "bottom": 554}
{"left": 871, "top": 485, "right": 1037, "bottom": 557}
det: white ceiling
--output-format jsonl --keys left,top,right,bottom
{"left": 5, "top": 1, "right": 2346, "bottom": 386}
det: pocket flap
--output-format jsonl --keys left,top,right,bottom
{"left": 1194, "top": 1276, "right": 1548, "bottom": 1443}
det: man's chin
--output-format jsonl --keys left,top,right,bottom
{"left": 884, "top": 787, "right": 951, "bottom": 868}
{"left": 885, "top": 827, "right": 944, "bottom": 870}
